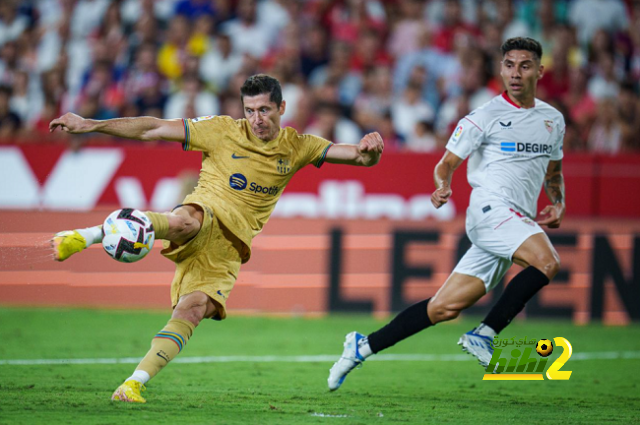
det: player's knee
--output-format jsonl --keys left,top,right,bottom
{"left": 440, "top": 308, "right": 461, "bottom": 322}
{"left": 168, "top": 214, "right": 200, "bottom": 240}
{"left": 173, "top": 306, "right": 204, "bottom": 326}
{"left": 534, "top": 253, "right": 560, "bottom": 280}
{"left": 173, "top": 292, "right": 209, "bottom": 326}
{"left": 428, "top": 300, "right": 461, "bottom": 324}
{"left": 544, "top": 257, "right": 560, "bottom": 280}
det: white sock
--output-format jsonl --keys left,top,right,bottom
{"left": 357, "top": 337, "right": 373, "bottom": 359}
{"left": 127, "top": 370, "right": 150, "bottom": 385}
{"left": 76, "top": 226, "right": 103, "bottom": 248}
{"left": 475, "top": 323, "right": 497, "bottom": 338}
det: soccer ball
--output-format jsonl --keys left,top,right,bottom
{"left": 102, "top": 208, "right": 155, "bottom": 263}
{"left": 536, "top": 339, "right": 554, "bottom": 357}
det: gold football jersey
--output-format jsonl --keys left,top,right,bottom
{"left": 181, "top": 115, "right": 332, "bottom": 259}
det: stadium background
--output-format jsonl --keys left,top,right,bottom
{"left": 1, "top": 0, "right": 639, "bottom": 324}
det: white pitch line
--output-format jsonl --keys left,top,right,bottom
{"left": 310, "top": 413, "right": 350, "bottom": 418}
{"left": 1, "top": 351, "right": 640, "bottom": 366}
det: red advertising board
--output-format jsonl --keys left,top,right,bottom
{"left": 1, "top": 144, "right": 639, "bottom": 219}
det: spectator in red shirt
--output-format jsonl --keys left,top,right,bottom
{"left": 432, "top": 0, "right": 481, "bottom": 53}
{"left": 537, "top": 47, "right": 571, "bottom": 102}
{"left": 349, "top": 27, "right": 392, "bottom": 72}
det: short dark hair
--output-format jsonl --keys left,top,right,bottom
{"left": 501, "top": 37, "right": 543, "bottom": 61}
{"left": 240, "top": 74, "right": 283, "bottom": 106}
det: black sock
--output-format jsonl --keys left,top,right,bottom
{"left": 482, "top": 266, "right": 550, "bottom": 334}
{"left": 367, "top": 299, "right": 432, "bottom": 354}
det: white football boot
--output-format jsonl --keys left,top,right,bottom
{"left": 458, "top": 329, "right": 496, "bottom": 371}
{"left": 327, "top": 331, "right": 367, "bottom": 391}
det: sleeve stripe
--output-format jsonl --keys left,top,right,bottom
{"left": 182, "top": 119, "right": 190, "bottom": 151}
{"left": 463, "top": 117, "right": 483, "bottom": 132}
{"left": 315, "top": 143, "right": 333, "bottom": 168}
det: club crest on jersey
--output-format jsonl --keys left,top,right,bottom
{"left": 192, "top": 115, "right": 215, "bottom": 123}
{"left": 544, "top": 120, "right": 553, "bottom": 134}
{"left": 276, "top": 157, "right": 291, "bottom": 174}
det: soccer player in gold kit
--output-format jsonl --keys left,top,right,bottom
{"left": 49, "top": 74, "right": 384, "bottom": 403}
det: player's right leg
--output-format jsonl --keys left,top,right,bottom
{"left": 328, "top": 273, "right": 486, "bottom": 391}
{"left": 51, "top": 205, "right": 203, "bottom": 261}
{"left": 112, "top": 291, "right": 217, "bottom": 403}
{"left": 113, "top": 206, "right": 229, "bottom": 403}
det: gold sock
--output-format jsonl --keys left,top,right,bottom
{"left": 135, "top": 318, "right": 195, "bottom": 380}
{"left": 144, "top": 211, "right": 169, "bottom": 240}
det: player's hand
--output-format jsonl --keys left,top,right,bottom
{"left": 431, "top": 186, "right": 452, "bottom": 208}
{"left": 536, "top": 203, "right": 565, "bottom": 228}
{"left": 358, "top": 132, "right": 384, "bottom": 163}
{"left": 49, "top": 113, "right": 92, "bottom": 134}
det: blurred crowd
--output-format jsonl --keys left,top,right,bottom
{"left": 0, "top": 0, "right": 639, "bottom": 153}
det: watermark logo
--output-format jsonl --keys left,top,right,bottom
{"left": 483, "top": 337, "right": 573, "bottom": 381}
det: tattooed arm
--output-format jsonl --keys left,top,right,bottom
{"left": 536, "top": 159, "right": 565, "bottom": 228}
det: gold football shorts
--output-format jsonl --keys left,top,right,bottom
{"left": 161, "top": 201, "right": 245, "bottom": 320}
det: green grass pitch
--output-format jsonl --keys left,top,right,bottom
{"left": 1, "top": 307, "right": 639, "bottom": 424}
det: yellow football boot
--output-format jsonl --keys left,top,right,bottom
{"left": 111, "top": 380, "right": 147, "bottom": 403}
{"left": 51, "top": 230, "right": 86, "bottom": 261}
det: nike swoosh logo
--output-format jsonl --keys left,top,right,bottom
{"left": 232, "top": 153, "right": 249, "bottom": 159}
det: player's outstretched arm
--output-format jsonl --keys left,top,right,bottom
{"left": 431, "top": 150, "right": 464, "bottom": 208}
{"left": 537, "top": 159, "right": 565, "bottom": 228}
{"left": 49, "top": 113, "right": 186, "bottom": 142}
{"left": 324, "top": 132, "right": 384, "bottom": 167}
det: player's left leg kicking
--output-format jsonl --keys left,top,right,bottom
{"left": 52, "top": 206, "right": 207, "bottom": 403}
{"left": 52, "top": 208, "right": 194, "bottom": 262}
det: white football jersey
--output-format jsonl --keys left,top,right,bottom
{"left": 446, "top": 92, "right": 565, "bottom": 226}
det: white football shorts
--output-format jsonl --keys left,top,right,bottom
{"left": 453, "top": 201, "right": 544, "bottom": 292}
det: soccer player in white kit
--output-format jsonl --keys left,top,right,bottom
{"left": 328, "top": 37, "right": 566, "bottom": 390}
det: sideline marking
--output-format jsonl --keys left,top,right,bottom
{"left": 1, "top": 351, "right": 639, "bottom": 366}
